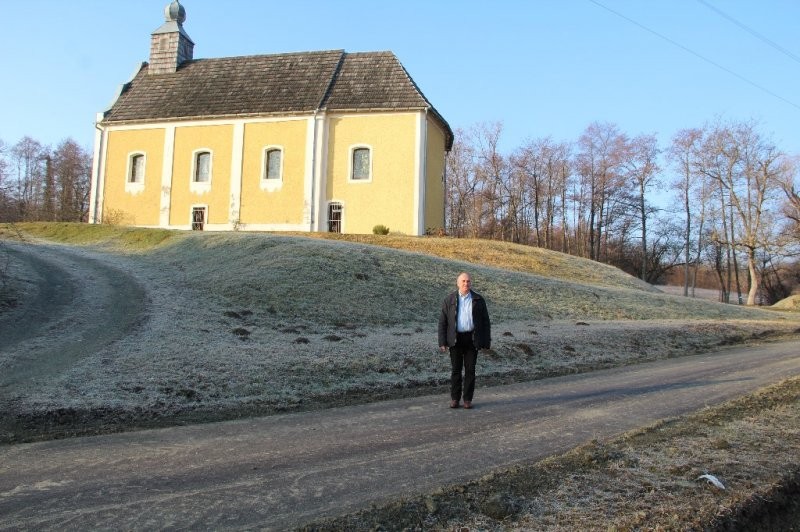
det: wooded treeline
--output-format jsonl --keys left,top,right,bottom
{"left": 445, "top": 119, "right": 800, "bottom": 305}
{"left": 0, "top": 137, "right": 91, "bottom": 224}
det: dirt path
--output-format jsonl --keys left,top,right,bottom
{"left": 1, "top": 339, "right": 798, "bottom": 530}
{"left": 0, "top": 242, "right": 146, "bottom": 390}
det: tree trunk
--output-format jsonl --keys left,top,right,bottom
{"left": 746, "top": 247, "right": 759, "bottom": 305}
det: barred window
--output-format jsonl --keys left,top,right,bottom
{"left": 328, "top": 202, "right": 343, "bottom": 233}
{"left": 191, "top": 206, "right": 206, "bottom": 230}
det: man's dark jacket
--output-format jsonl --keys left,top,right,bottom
{"left": 438, "top": 290, "right": 491, "bottom": 349}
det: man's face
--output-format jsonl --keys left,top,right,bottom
{"left": 457, "top": 274, "right": 472, "bottom": 295}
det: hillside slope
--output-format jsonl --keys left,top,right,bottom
{"left": 5, "top": 223, "right": 777, "bottom": 325}
{"left": 149, "top": 231, "right": 777, "bottom": 324}
{"left": 1, "top": 223, "right": 798, "bottom": 443}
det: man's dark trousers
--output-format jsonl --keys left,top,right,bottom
{"left": 450, "top": 331, "right": 477, "bottom": 402}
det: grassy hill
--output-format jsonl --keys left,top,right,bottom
{"left": 5, "top": 222, "right": 777, "bottom": 325}
{"left": 1, "top": 222, "right": 796, "bottom": 428}
{"left": 2, "top": 223, "right": 799, "bottom": 528}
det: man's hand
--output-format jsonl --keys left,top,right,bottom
{"left": 439, "top": 346, "right": 447, "bottom": 353}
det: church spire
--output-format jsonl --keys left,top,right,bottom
{"left": 149, "top": 1, "right": 194, "bottom": 75}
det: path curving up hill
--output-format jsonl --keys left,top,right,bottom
{"left": 0, "top": 242, "right": 146, "bottom": 390}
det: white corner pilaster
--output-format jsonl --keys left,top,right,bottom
{"left": 89, "top": 113, "right": 106, "bottom": 224}
{"left": 414, "top": 110, "right": 429, "bottom": 236}
{"left": 159, "top": 125, "right": 176, "bottom": 227}
{"left": 303, "top": 115, "right": 316, "bottom": 228}
{"left": 311, "top": 111, "right": 329, "bottom": 232}
{"left": 229, "top": 122, "right": 245, "bottom": 227}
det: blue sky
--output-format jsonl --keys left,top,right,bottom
{"left": 1, "top": 0, "right": 798, "bottom": 161}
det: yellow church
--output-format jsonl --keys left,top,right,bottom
{"left": 89, "top": 1, "right": 453, "bottom": 235}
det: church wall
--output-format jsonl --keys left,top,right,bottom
{"left": 239, "top": 119, "right": 309, "bottom": 226}
{"left": 103, "top": 128, "right": 165, "bottom": 226}
{"left": 424, "top": 116, "right": 447, "bottom": 234}
{"left": 170, "top": 124, "right": 234, "bottom": 227}
{"left": 325, "top": 113, "right": 418, "bottom": 234}
{"left": 97, "top": 112, "right": 446, "bottom": 234}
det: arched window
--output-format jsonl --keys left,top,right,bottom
{"left": 194, "top": 151, "right": 211, "bottom": 183}
{"left": 264, "top": 148, "right": 282, "bottom": 180}
{"left": 128, "top": 153, "right": 145, "bottom": 183}
{"left": 351, "top": 147, "right": 371, "bottom": 181}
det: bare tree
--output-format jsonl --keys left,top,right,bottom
{"left": 778, "top": 155, "right": 800, "bottom": 243}
{"left": 559, "top": 146, "right": 574, "bottom": 252}
{"left": 697, "top": 120, "right": 787, "bottom": 305}
{"left": 544, "top": 141, "right": 572, "bottom": 251}
{"left": 53, "top": 139, "right": 92, "bottom": 222}
{"left": 756, "top": 248, "right": 795, "bottom": 304}
{"left": 575, "top": 122, "right": 625, "bottom": 262}
{"left": 472, "top": 122, "right": 507, "bottom": 240}
{"left": 509, "top": 142, "right": 540, "bottom": 245}
{"left": 11, "top": 137, "right": 47, "bottom": 221}
{"left": 698, "top": 125, "right": 738, "bottom": 302}
{"left": 445, "top": 129, "right": 477, "bottom": 237}
{"left": 688, "top": 169, "right": 714, "bottom": 297}
{"left": 706, "top": 226, "right": 729, "bottom": 302}
{"left": 668, "top": 128, "right": 704, "bottom": 296}
{"left": 614, "top": 214, "right": 683, "bottom": 284}
{"left": 445, "top": 117, "right": 796, "bottom": 299}
{"left": 511, "top": 137, "right": 559, "bottom": 246}
{"left": 0, "top": 139, "right": 10, "bottom": 222}
{"left": 619, "top": 133, "right": 660, "bottom": 280}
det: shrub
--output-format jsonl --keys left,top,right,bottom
{"left": 101, "top": 209, "right": 127, "bottom": 226}
{"left": 372, "top": 224, "right": 390, "bottom": 235}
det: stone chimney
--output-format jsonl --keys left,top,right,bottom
{"left": 149, "top": 0, "right": 194, "bottom": 75}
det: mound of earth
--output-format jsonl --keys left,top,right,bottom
{"left": 772, "top": 294, "right": 800, "bottom": 311}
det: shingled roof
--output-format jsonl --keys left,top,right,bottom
{"left": 103, "top": 49, "right": 453, "bottom": 149}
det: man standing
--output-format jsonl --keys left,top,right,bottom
{"left": 438, "top": 272, "right": 491, "bottom": 409}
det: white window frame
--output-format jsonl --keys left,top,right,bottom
{"left": 125, "top": 152, "right": 146, "bottom": 194}
{"left": 190, "top": 149, "right": 213, "bottom": 194}
{"left": 348, "top": 145, "right": 373, "bottom": 183}
{"left": 260, "top": 145, "right": 284, "bottom": 192}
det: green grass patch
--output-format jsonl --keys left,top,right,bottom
{"left": 2, "top": 222, "right": 180, "bottom": 251}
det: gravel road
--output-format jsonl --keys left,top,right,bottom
{"left": 1, "top": 339, "right": 799, "bottom": 530}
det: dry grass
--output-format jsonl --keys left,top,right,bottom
{"left": 773, "top": 294, "right": 800, "bottom": 311}
{"left": 283, "top": 232, "right": 655, "bottom": 292}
